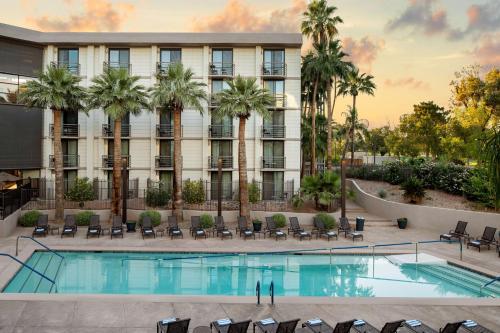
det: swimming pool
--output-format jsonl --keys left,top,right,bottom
{"left": 3, "top": 251, "right": 499, "bottom": 297}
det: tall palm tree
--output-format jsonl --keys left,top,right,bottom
{"left": 340, "top": 106, "right": 369, "bottom": 163}
{"left": 301, "top": 0, "right": 343, "bottom": 44}
{"left": 87, "top": 68, "right": 149, "bottom": 217}
{"left": 19, "top": 65, "right": 86, "bottom": 224}
{"left": 338, "top": 68, "right": 376, "bottom": 164}
{"left": 213, "top": 76, "right": 273, "bottom": 219}
{"left": 150, "top": 63, "right": 206, "bottom": 220}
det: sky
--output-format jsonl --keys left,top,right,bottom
{"left": 0, "top": 0, "right": 498, "bottom": 127}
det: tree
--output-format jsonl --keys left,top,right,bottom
{"left": 213, "top": 76, "right": 273, "bottom": 219}
{"left": 301, "top": 0, "right": 343, "bottom": 44}
{"left": 338, "top": 67, "right": 376, "bottom": 164}
{"left": 19, "top": 65, "right": 86, "bottom": 223}
{"left": 482, "top": 129, "right": 500, "bottom": 209}
{"left": 301, "top": 113, "right": 328, "bottom": 177}
{"left": 340, "top": 106, "right": 368, "bottom": 162}
{"left": 150, "top": 63, "right": 207, "bottom": 220}
{"left": 364, "top": 127, "right": 388, "bottom": 164}
{"left": 87, "top": 68, "right": 149, "bottom": 218}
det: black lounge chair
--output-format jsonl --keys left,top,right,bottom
{"left": 265, "top": 217, "right": 287, "bottom": 241}
{"left": 467, "top": 226, "right": 497, "bottom": 252}
{"left": 461, "top": 320, "right": 495, "bottom": 333}
{"left": 156, "top": 317, "right": 190, "bottom": 333}
{"left": 288, "top": 217, "right": 311, "bottom": 240}
{"left": 32, "top": 214, "right": 49, "bottom": 237}
{"left": 167, "top": 216, "right": 183, "bottom": 239}
{"left": 215, "top": 216, "right": 233, "bottom": 239}
{"left": 211, "top": 319, "right": 251, "bottom": 333}
{"left": 302, "top": 319, "right": 354, "bottom": 333}
{"left": 86, "top": 215, "right": 101, "bottom": 238}
{"left": 237, "top": 216, "right": 255, "bottom": 240}
{"left": 141, "top": 216, "right": 156, "bottom": 239}
{"left": 440, "top": 221, "right": 469, "bottom": 242}
{"left": 254, "top": 318, "right": 300, "bottom": 333}
{"left": 312, "top": 217, "right": 338, "bottom": 241}
{"left": 338, "top": 217, "right": 363, "bottom": 241}
{"left": 191, "top": 216, "right": 206, "bottom": 239}
{"left": 403, "top": 320, "right": 464, "bottom": 333}
{"left": 351, "top": 319, "right": 404, "bottom": 333}
{"left": 111, "top": 216, "right": 124, "bottom": 239}
{"left": 61, "top": 215, "right": 77, "bottom": 238}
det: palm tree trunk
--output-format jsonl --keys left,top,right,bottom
{"left": 350, "top": 95, "right": 357, "bottom": 166}
{"left": 310, "top": 78, "right": 319, "bottom": 176}
{"left": 112, "top": 119, "right": 122, "bottom": 217}
{"left": 173, "top": 108, "right": 183, "bottom": 221}
{"left": 326, "top": 79, "right": 333, "bottom": 170}
{"left": 238, "top": 117, "right": 249, "bottom": 219}
{"left": 53, "top": 109, "right": 64, "bottom": 223}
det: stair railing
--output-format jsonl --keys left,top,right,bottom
{"left": 0, "top": 252, "right": 57, "bottom": 292}
{"left": 256, "top": 280, "right": 261, "bottom": 305}
{"left": 16, "top": 236, "right": 64, "bottom": 259}
{"left": 479, "top": 276, "right": 500, "bottom": 296}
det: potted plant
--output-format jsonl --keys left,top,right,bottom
{"left": 200, "top": 214, "right": 214, "bottom": 229}
{"left": 400, "top": 177, "right": 426, "bottom": 204}
{"left": 252, "top": 219, "right": 262, "bottom": 232}
{"left": 397, "top": 217, "right": 408, "bottom": 229}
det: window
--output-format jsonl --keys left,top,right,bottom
{"left": 108, "top": 113, "right": 130, "bottom": 137}
{"left": 211, "top": 141, "right": 232, "bottom": 158}
{"left": 211, "top": 171, "right": 232, "bottom": 200}
{"left": 58, "top": 48, "right": 79, "bottom": 74}
{"left": 263, "top": 49, "right": 285, "bottom": 75}
{"left": 64, "top": 170, "right": 77, "bottom": 193}
{"left": 0, "top": 72, "right": 35, "bottom": 104}
{"left": 263, "top": 111, "right": 285, "bottom": 138}
{"left": 108, "top": 49, "right": 130, "bottom": 70}
{"left": 108, "top": 140, "right": 129, "bottom": 156}
{"left": 160, "top": 49, "right": 181, "bottom": 64}
{"left": 211, "top": 49, "right": 233, "bottom": 75}
{"left": 63, "top": 111, "right": 78, "bottom": 124}
{"left": 62, "top": 139, "right": 78, "bottom": 168}
{"left": 263, "top": 141, "right": 284, "bottom": 168}
{"left": 159, "top": 141, "right": 173, "bottom": 157}
{"left": 264, "top": 80, "right": 285, "bottom": 108}
{"left": 160, "top": 110, "right": 173, "bottom": 125}
{"left": 262, "top": 172, "right": 284, "bottom": 200}
{"left": 159, "top": 171, "right": 172, "bottom": 189}
{"left": 211, "top": 80, "right": 230, "bottom": 94}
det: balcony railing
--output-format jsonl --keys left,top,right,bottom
{"left": 103, "top": 62, "right": 131, "bottom": 73}
{"left": 156, "top": 124, "right": 173, "bottom": 138}
{"left": 262, "top": 125, "right": 285, "bottom": 139}
{"left": 262, "top": 62, "right": 286, "bottom": 77}
{"left": 102, "top": 155, "right": 130, "bottom": 169}
{"left": 102, "top": 123, "right": 131, "bottom": 138}
{"left": 262, "top": 156, "right": 285, "bottom": 169}
{"left": 156, "top": 61, "right": 180, "bottom": 74}
{"left": 49, "top": 154, "right": 79, "bottom": 168}
{"left": 209, "top": 62, "right": 234, "bottom": 77}
{"left": 208, "top": 94, "right": 220, "bottom": 108}
{"left": 269, "top": 94, "right": 286, "bottom": 109}
{"left": 208, "top": 156, "right": 233, "bottom": 169}
{"left": 209, "top": 125, "right": 233, "bottom": 138}
{"left": 51, "top": 61, "right": 81, "bottom": 75}
{"left": 49, "top": 123, "right": 79, "bottom": 137}
{"left": 155, "top": 155, "right": 174, "bottom": 169}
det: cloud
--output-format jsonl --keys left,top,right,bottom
{"left": 341, "top": 37, "right": 385, "bottom": 73}
{"left": 25, "top": 0, "right": 135, "bottom": 32}
{"left": 471, "top": 33, "right": 500, "bottom": 70}
{"left": 384, "top": 77, "right": 430, "bottom": 90}
{"left": 190, "top": 0, "right": 306, "bottom": 33}
{"left": 450, "top": 1, "right": 500, "bottom": 40}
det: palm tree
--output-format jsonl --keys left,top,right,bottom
{"left": 213, "top": 76, "right": 273, "bottom": 219}
{"left": 87, "top": 68, "right": 149, "bottom": 217}
{"left": 301, "top": 0, "right": 343, "bottom": 44}
{"left": 340, "top": 106, "right": 369, "bottom": 163}
{"left": 19, "top": 65, "right": 86, "bottom": 224}
{"left": 338, "top": 68, "right": 376, "bottom": 164}
{"left": 301, "top": 113, "right": 328, "bottom": 178}
{"left": 150, "top": 62, "right": 207, "bottom": 220}
{"left": 482, "top": 129, "right": 500, "bottom": 210}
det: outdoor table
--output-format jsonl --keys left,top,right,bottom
{"left": 156, "top": 228, "right": 165, "bottom": 237}
{"left": 50, "top": 226, "right": 59, "bottom": 235}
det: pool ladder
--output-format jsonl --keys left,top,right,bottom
{"left": 255, "top": 281, "right": 275, "bottom": 305}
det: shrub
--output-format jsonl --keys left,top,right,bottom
{"left": 65, "top": 177, "right": 95, "bottom": 203}
{"left": 291, "top": 194, "right": 304, "bottom": 209}
{"left": 272, "top": 213, "right": 287, "bottom": 228}
{"left": 18, "top": 210, "right": 41, "bottom": 227}
{"left": 146, "top": 188, "right": 171, "bottom": 207}
{"left": 463, "top": 168, "right": 495, "bottom": 208}
{"left": 183, "top": 179, "right": 205, "bottom": 204}
{"left": 315, "top": 213, "right": 336, "bottom": 229}
{"left": 75, "top": 211, "right": 94, "bottom": 226}
{"left": 300, "top": 171, "right": 341, "bottom": 210}
{"left": 200, "top": 214, "right": 214, "bottom": 229}
{"left": 139, "top": 210, "right": 162, "bottom": 227}
{"left": 377, "top": 189, "right": 387, "bottom": 198}
{"left": 401, "top": 177, "right": 426, "bottom": 204}
{"left": 248, "top": 182, "right": 261, "bottom": 203}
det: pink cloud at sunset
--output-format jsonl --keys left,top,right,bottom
{"left": 341, "top": 37, "right": 385, "bottom": 73}
{"left": 384, "top": 77, "right": 430, "bottom": 90}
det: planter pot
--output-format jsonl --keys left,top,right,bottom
{"left": 397, "top": 218, "right": 408, "bottom": 229}
{"left": 252, "top": 222, "right": 262, "bottom": 232}
{"left": 126, "top": 221, "right": 136, "bottom": 232}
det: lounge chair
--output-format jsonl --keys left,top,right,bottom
{"left": 254, "top": 318, "right": 300, "bottom": 333}
{"left": 86, "top": 215, "right": 101, "bottom": 238}
{"left": 111, "top": 216, "right": 124, "bottom": 239}
{"left": 460, "top": 320, "right": 495, "bottom": 333}
{"left": 215, "top": 216, "right": 233, "bottom": 239}
{"left": 156, "top": 317, "right": 190, "bottom": 333}
{"left": 191, "top": 216, "right": 206, "bottom": 239}
{"left": 61, "top": 215, "right": 77, "bottom": 238}
{"left": 288, "top": 217, "right": 311, "bottom": 240}
{"left": 467, "top": 226, "right": 497, "bottom": 252}
{"left": 351, "top": 319, "right": 404, "bottom": 333}
{"left": 440, "top": 221, "right": 468, "bottom": 243}
{"left": 403, "top": 320, "right": 464, "bottom": 333}
{"left": 141, "top": 216, "right": 156, "bottom": 239}
{"left": 32, "top": 214, "right": 49, "bottom": 237}
{"left": 338, "top": 217, "right": 363, "bottom": 242}
{"left": 211, "top": 319, "right": 251, "bottom": 333}
{"left": 312, "top": 217, "right": 338, "bottom": 241}
{"left": 167, "top": 216, "right": 183, "bottom": 239}
{"left": 237, "top": 216, "right": 255, "bottom": 240}
{"left": 302, "top": 318, "right": 354, "bottom": 333}
{"left": 265, "top": 217, "right": 287, "bottom": 241}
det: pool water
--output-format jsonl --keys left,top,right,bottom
{"left": 3, "top": 251, "right": 499, "bottom": 297}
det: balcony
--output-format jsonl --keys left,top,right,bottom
{"left": 51, "top": 61, "right": 80, "bottom": 75}
{"left": 208, "top": 156, "right": 233, "bottom": 169}
{"left": 269, "top": 94, "right": 286, "bottom": 109}
{"left": 208, "top": 94, "right": 220, "bottom": 108}
{"left": 209, "top": 125, "right": 233, "bottom": 139}
{"left": 156, "top": 124, "right": 173, "bottom": 138}
{"left": 261, "top": 125, "right": 285, "bottom": 139}
{"left": 155, "top": 155, "right": 175, "bottom": 169}
{"left": 209, "top": 62, "right": 234, "bottom": 77}
{"left": 103, "top": 61, "right": 131, "bottom": 73}
{"left": 262, "top": 156, "right": 285, "bottom": 169}
{"left": 262, "top": 63, "right": 286, "bottom": 77}
{"left": 49, "top": 123, "right": 79, "bottom": 137}
{"left": 102, "top": 155, "right": 130, "bottom": 169}
{"left": 49, "top": 154, "right": 79, "bottom": 169}
{"left": 156, "top": 61, "right": 180, "bottom": 74}
{"left": 102, "top": 124, "right": 131, "bottom": 138}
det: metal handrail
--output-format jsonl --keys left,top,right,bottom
{"left": 480, "top": 276, "right": 500, "bottom": 295}
{"left": 256, "top": 280, "right": 261, "bottom": 305}
{"left": 0, "top": 253, "right": 57, "bottom": 289}
{"left": 269, "top": 281, "right": 274, "bottom": 305}
{"left": 16, "top": 236, "right": 64, "bottom": 259}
